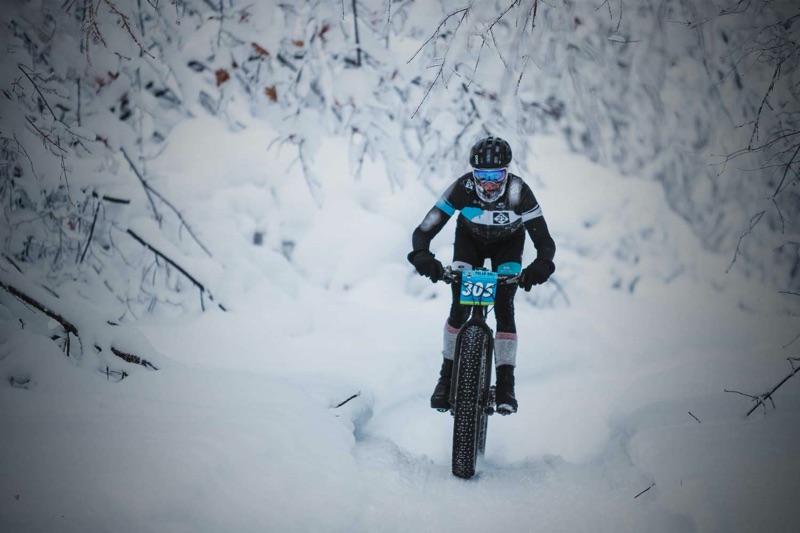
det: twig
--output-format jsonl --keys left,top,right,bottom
{"left": 634, "top": 483, "right": 655, "bottom": 499}
{"left": 487, "top": 0, "right": 520, "bottom": 32}
{"left": 410, "top": 8, "right": 470, "bottom": 118}
{"left": 99, "top": 0, "right": 155, "bottom": 59}
{"left": 126, "top": 229, "right": 224, "bottom": 311}
{"left": 79, "top": 201, "right": 102, "bottom": 263}
{"left": 749, "top": 61, "right": 782, "bottom": 149}
{"left": 120, "top": 147, "right": 212, "bottom": 257}
{"left": 527, "top": 0, "right": 539, "bottom": 31}
{"left": 724, "top": 388, "right": 758, "bottom": 400}
{"left": 515, "top": 55, "right": 529, "bottom": 95}
{"left": 25, "top": 117, "right": 66, "bottom": 153}
{"left": 13, "top": 134, "right": 39, "bottom": 180}
{"left": 2, "top": 254, "right": 23, "bottom": 274}
{"left": 120, "top": 147, "right": 160, "bottom": 220}
{"left": 782, "top": 333, "right": 800, "bottom": 349}
{"left": 745, "top": 359, "right": 800, "bottom": 416}
{"left": 17, "top": 64, "right": 57, "bottom": 121}
{"left": 407, "top": 8, "right": 469, "bottom": 64}
{"left": 726, "top": 210, "right": 765, "bottom": 273}
{"left": 771, "top": 143, "right": 800, "bottom": 198}
{"left": 688, "top": 411, "right": 701, "bottom": 423}
{"left": 726, "top": 357, "right": 800, "bottom": 416}
{"left": 352, "top": 0, "right": 362, "bottom": 67}
{"left": 334, "top": 391, "right": 361, "bottom": 408}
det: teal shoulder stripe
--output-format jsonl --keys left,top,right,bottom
{"left": 461, "top": 206, "right": 484, "bottom": 221}
{"left": 435, "top": 197, "right": 456, "bottom": 216}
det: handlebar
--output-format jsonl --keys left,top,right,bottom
{"left": 441, "top": 266, "right": 520, "bottom": 286}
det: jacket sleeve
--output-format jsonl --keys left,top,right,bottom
{"left": 518, "top": 182, "right": 556, "bottom": 262}
{"left": 410, "top": 182, "right": 459, "bottom": 251}
{"left": 411, "top": 207, "right": 451, "bottom": 251}
{"left": 524, "top": 216, "right": 556, "bottom": 262}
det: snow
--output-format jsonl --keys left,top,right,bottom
{"left": 2, "top": 1, "right": 799, "bottom": 532}
{"left": 3, "top": 129, "right": 799, "bottom": 532}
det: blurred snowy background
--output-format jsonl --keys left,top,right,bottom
{"left": 1, "top": 1, "right": 799, "bottom": 532}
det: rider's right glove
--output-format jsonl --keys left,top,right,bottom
{"left": 407, "top": 249, "right": 444, "bottom": 283}
{"left": 519, "top": 258, "right": 555, "bottom": 291}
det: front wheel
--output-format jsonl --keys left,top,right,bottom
{"left": 451, "top": 324, "right": 491, "bottom": 479}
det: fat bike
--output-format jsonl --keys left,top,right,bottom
{"left": 440, "top": 267, "right": 519, "bottom": 479}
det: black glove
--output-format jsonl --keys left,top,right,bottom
{"left": 519, "top": 258, "right": 555, "bottom": 291}
{"left": 407, "top": 250, "right": 444, "bottom": 283}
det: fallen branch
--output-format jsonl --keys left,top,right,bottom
{"left": 634, "top": 483, "right": 655, "bottom": 499}
{"left": 111, "top": 347, "right": 158, "bottom": 370}
{"left": 0, "top": 280, "right": 78, "bottom": 336}
{"left": 0, "top": 278, "right": 157, "bottom": 371}
{"left": 334, "top": 391, "right": 361, "bottom": 408}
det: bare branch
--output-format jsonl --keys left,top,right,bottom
{"left": 100, "top": 0, "right": 155, "bottom": 59}
{"left": 17, "top": 64, "right": 57, "bottom": 121}
{"left": 120, "top": 148, "right": 212, "bottom": 257}
{"left": 120, "top": 146, "right": 161, "bottom": 220}
{"left": 78, "top": 201, "right": 102, "bottom": 264}
{"left": 771, "top": 142, "right": 800, "bottom": 198}
{"left": 409, "top": 8, "right": 470, "bottom": 117}
{"left": 125, "top": 229, "right": 224, "bottom": 311}
{"left": 726, "top": 210, "right": 765, "bottom": 273}
{"left": 726, "top": 357, "right": 800, "bottom": 416}
{"left": 0, "top": 280, "right": 78, "bottom": 337}
{"left": 406, "top": 8, "right": 469, "bottom": 65}
{"left": 749, "top": 61, "right": 782, "bottom": 149}
{"left": 25, "top": 117, "right": 66, "bottom": 153}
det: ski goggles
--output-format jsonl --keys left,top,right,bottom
{"left": 472, "top": 168, "right": 507, "bottom": 183}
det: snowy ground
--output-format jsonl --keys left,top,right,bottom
{"left": 1, "top": 131, "right": 799, "bottom": 533}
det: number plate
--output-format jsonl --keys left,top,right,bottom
{"left": 459, "top": 270, "right": 498, "bottom": 306}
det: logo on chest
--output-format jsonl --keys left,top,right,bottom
{"left": 493, "top": 211, "right": 510, "bottom": 225}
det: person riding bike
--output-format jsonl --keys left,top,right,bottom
{"left": 407, "top": 136, "right": 556, "bottom": 415}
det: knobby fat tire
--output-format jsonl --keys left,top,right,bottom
{"left": 452, "top": 324, "right": 490, "bottom": 479}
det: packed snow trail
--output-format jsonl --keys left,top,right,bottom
{"left": 2, "top": 135, "right": 799, "bottom": 532}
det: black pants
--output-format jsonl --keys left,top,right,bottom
{"left": 447, "top": 223, "right": 523, "bottom": 334}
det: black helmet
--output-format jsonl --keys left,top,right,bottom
{"left": 469, "top": 136, "right": 512, "bottom": 169}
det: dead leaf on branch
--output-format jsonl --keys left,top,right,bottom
{"left": 251, "top": 42, "right": 269, "bottom": 57}
{"left": 215, "top": 68, "right": 230, "bottom": 86}
{"left": 264, "top": 85, "right": 277, "bottom": 102}
{"left": 292, "top": 40, "right": 304, "bottom": 47}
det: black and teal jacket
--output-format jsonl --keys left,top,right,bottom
{"left": 411, "top": 172, "right": 556, "bottom": 261}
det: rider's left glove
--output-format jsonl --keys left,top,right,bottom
{"left": 519, "top": 258, "right": 555, "bottom": 291}
{"left": 408, "top": 250, "right": 444, "bottom": 283}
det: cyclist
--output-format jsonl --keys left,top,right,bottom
{"left": 407, "top": 136, "right": 556, "bottom": 415}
